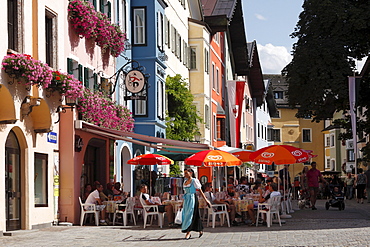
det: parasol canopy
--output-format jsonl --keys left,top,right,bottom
{"left": 127, "top": 153, "right": 174, "bottom": 165}
{"left": 249, "top": 145, "right": 315, "bottom": 165}
{"left": 232, "top": 150, "right": 253, "bottom": 162}
{"left": 184, "top": 150, "right": 242, "bottom": 167}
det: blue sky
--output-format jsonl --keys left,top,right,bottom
{"left": 242, "top": 0, "right": 365, "bottom": 74}
{"left": 242, "top": 0, "right": 303, "bottom": 74}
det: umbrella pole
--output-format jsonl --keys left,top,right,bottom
{"left": 280, "top": 165, "right": 292, "bottom": 219}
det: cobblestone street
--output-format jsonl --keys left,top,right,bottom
{"left": 1, "top": 199, "right": 370, "bottom": 247}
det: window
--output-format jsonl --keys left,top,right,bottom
{"left": 204, "top": 48, "right": 209, "bottom": 73}
{"left": 325, "top": 135, "right": 330, "bottom": 147}
{"left": 134, "top": 90, "right": 147, "bottom": 116}
{"left": 157, "top": 80, "right": 164, "bottom": 120}
{"left": 302, "top": 129, "right": 311, "bottom": 142}
{"left": 133, "top": 8, "right": 146, "bottom": 45}
{"left": 212, "top": 64, "right": 215, "bottom": 89}
{"left": 8, "top": 0, "right": 23, "bottom": 52}
{"left": 272, "top": 129, "right": 281, "bottom": 142}
{"left": 272, "top": 110, "right": 280, "bottom": 118}
{"left": 216, "top": 118, "right": 225, "bottom": 141}
{"left": 330, "top": 134, "right": 335, "bottom": 147}
{"left": 190, "top": 47, "right": 196, "bottom": 69}
{"left": 83, "top": 67, "right": 96, "bottom": 90}
{"left": 45, "top": 10, "right": 57, "bottom": 68}
{"left": 257, "top": 123, "right": 260, "bottom": 138}
{"left": 205, "top": 105, "right": 210, "bottom": 129}
{"left": 216, "top": 67, "right": 219, "bottom": 93}
{"left": 34, "top": 153, "right": 48, "bottom": 207}
{"left": 183, "top": 41, "right": 187, "bottom": 65}
{"left": 274, "top": 91, "right": 284, "bottom": 99}
{"left": 171, "top": 25, "right": 175, "bottom": 52}
{"left": 157, "top": 11, "right": 163, "bottom": 51}
{"left": 100, "top": 0, "right": 112, "bottom": 18}
{"left": 326, "top": 158, "right": 330, "bottom": 169}
{"left": 165, "top": 16, "right": 169, "bottom": 46}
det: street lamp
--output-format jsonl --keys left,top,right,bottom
{"left": 194, "top": 131, "right": 201, "bottom": 143}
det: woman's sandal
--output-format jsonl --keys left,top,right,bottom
{"left": 199, "top": 231, "right": 203, "bottom": 238}
{"left": 185, "top": 233, "right": 191, "bottom": 240}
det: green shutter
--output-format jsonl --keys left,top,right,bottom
{"left": 94, "top": 73, "right": 98, "bottom": 91}
{"left": 93, "top": 0, "right": 97, "bottom": 10}
{"left": 100, "top": 0, "right": 105, "bottom": 13}
{"left": 84, "top": 68, "right": 89, "bottom": 88}
{"left": 78, "top": 64, "right": 83, "bottom": 82}
{"left": 67, "top": 58, "right": 73, "bottom": 74}
{"left": 107, "top": 1, "right": 111, "bottom": 19}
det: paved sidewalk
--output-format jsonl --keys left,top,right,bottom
{"left": 1, "top": 199, "right": 370, "bottom": 247}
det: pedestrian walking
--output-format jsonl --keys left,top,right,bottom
{"left": 181, "top": 168, "right": 210, "bottom": 240}
{"left": 306, "top": 162, "right": 327, "bottom": 210}
{"left": 355, "top": 168, "right": 367, "bottom": 204}
{"left": 365, "top": 167, "right": 370, "bottom": 203}
{"left": 344, "top": 173, "right": 354, "bottom": 200}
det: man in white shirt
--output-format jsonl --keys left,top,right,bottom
{"left": 203, "top": 183, "right": 238, "bottom": 226}
{"left": 139, "top": 184, "right": 174, "bottom": 226}
{"left": 85, "top": 184, "right": 107, "bottom": 225}
{"left": 247, "top": 182, "right": 281, "bottom": 226}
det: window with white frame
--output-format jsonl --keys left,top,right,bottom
{"left": 133, "top": 7, "right": 146, "bottom": 45}
{"left": 330, "top": 134, "right": 335, "bottom": 147}
{"left": 302, "top": 129, "right": 312, "bottom": 142}
{"left": 157, "top": 11, "right": 163, "bottom": 51}
{"left": 326, "top": 158, "right": 330, "bottom": 169}
{"left": 212, "top": 63, "right": 215, "bottom": 89}
{"left": 190, "top": 47, "right": 196, "bottom": 70}
{"left": 171, "top": 25, "right": 175, "bottom": 52}
{"left": 205, "top": 105, "right": 210, "bottom": 129}
{"left": 134, "top": 91, "right": 146, "bottom": 116}
{"left": 257, "top": 123, "right": 260, "bottom": 138}
{"left": 325, "top": 134, "right": 330, "bottom": 147}
{"left": 45, "top": 9, "right": 57, "bottom": 69}
{"left": 272, "top": 129, "right": 281, "bottom": 142}
{"left": 157, "top": 80, "right": 164, "bottom": 120}
{"left": 216, "top": 67, "right": 219, "bottom": 93}
{"left": 204, "top": 48, "right": 209, "bottom": 73}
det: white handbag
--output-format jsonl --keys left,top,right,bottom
{"left": 174, "top": 209, "right": 183, "bottom": 224}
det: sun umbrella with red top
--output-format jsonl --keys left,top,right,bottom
{"left": 184, "top": 150, "right": 242, "bottom": 167}
{"left": 127, "top": 153, "right": 174, "bottom": 165}
{"left": 231, "top": 150, "right": 253, "bottom": 162}
{"left": 249, "top": 145, "right": 314, "bottom": 165}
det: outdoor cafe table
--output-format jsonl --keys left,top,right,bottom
{"left": 162, "top": 200, "right": 183, "bottom": 212}
{"left": 103, "top": 201, "right": 122, "bottom": 213}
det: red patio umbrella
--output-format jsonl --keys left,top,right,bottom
{"left": 232, "top": 150, "right": 253, "bottom": 162}
{"left": 184, "top": 150, "right": 242, "bottom": 167}
{"left": 127, "top": 153, "right": 174, "bottom": 165}
{"left": 249, "top": 145, "right": 314, "bottom": 165}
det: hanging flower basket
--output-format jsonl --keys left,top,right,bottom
{"left": 49, "top": 71, "right": 84, "bottom": 99}
{"left": 77, "top": 89, "right": 134, "bottom": 132}
{"left": 68, "top": 0, "right": 126, "bottom": 57}
{"left": 2, "top": 54, "right": 53, "bottom": 88}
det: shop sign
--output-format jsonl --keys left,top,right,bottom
{"left": 47, "top": 132, "right": 57, "bottom": 144}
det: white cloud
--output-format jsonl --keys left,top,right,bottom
{"left": 256, "top": 43, "right": 292, "bottom": 74}
{"left": 255, "top": 13, "right": 267, "bottom": 21}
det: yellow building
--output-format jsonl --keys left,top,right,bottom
{"left": 266, "top": 75, "right": 325, "bottom": 178}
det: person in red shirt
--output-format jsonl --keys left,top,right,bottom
{"left": 306, "top": 162, "right": 327, "bottom": 210}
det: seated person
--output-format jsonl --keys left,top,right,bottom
{"left": 203, "top": 182, "right": 238, "bottom": 226}
{"left": 247, "top": 182, "right": 281, "bottom": 226}
{"left": 139, "top": 184, "right": 174, "bottom": 226}
{"left": 103, "top": 182, "right": 114, "bottom": 198}
{"left": 113, "top": 182, "right": 123, "bottom": 195}
{"left": 85, "top": 184, "right": 108, "bottom": 225}
{"left": 236, "top": 177, "right": 250, "bottom": 195}
{"left": 332, "top": 186, "right": 344, "bottom": 197}
{"left": 227, "top": 177, "right": 236, "bottom": 197}
{"left": 82, "top": 183, "right": 92, "bottom": 202}
{"left": 264, "top": 178, "right": 273, "bottom": 192}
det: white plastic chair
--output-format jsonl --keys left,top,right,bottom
{"left": 113, "top": 197, "right": 137, "bottom": 226}
{"left": 256, "top": 195, "right": 282, "bottom": 227}
{"left": 207, "top": 204, "right": 230, "bottom": 228}
{"left": 139, "top": 193, "right": 165, "bottom": 228}
{"left": 79, "top": 197, "right": 99, "bottom": 226}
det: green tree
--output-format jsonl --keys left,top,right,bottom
{"left": 282, "top": 0, "right": 370, "bottom": 122}
{"left": 165, "top": 74, "right": 203, "bottom": 141}
{"left": 169, "top": 162, "right": 182, "bottom": 177}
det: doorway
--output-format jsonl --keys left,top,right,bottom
{"left": 5, "top": 130, "right": 21, "bottom": 231}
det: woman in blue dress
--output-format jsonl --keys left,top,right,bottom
{"left": 182, "top": 168, "right": 211, "bottom": 240}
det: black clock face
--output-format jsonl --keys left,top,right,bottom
{"left": 125, "top": 70, "right": 145, "bottom": 93}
